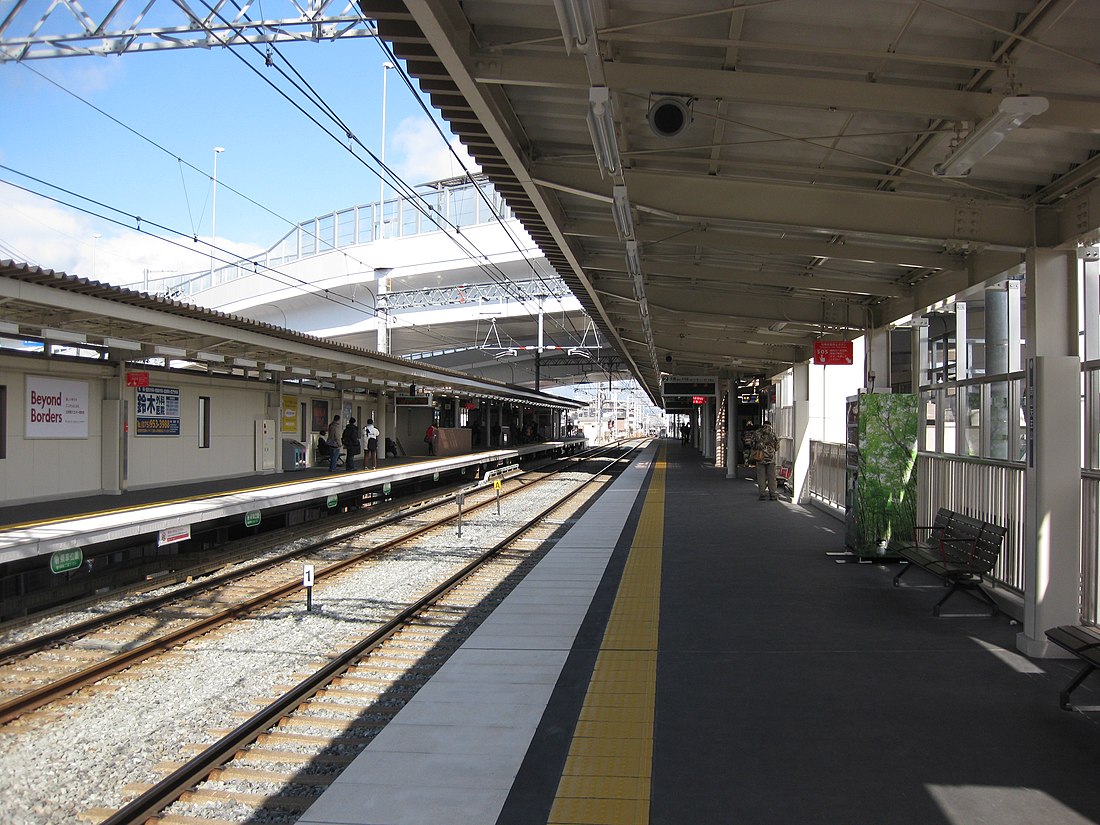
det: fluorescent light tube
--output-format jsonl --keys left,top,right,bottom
{"left": 586, "top": 86, "right": 620, "bottom": 177}
{"left": 552, "top": 0, "right": 593, "bottom": 55}
{"left": 625, "top": 240, "right": 642, "bottom": 277}
{"left": 612, "top": 184, "right": 634, "bottom": 240}
{"left": 933, "top": 96, "right": 1048, "bottom": 178}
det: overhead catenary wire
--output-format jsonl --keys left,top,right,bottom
{"left": 0, "top": 169, "right": 485, "bottom": 354}
{"left": 11, "top": 12, "right": 588, "bottom": 357}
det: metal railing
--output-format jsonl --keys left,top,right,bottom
{"left": 914, "top": 453, "right": 1026, "bottom": 593}
{"left": 807, "top": 440, "right": 846, "bottom": 513}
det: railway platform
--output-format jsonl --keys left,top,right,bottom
{"left": 296, "top": 438, "right": 1100, "bottom": 825}
{"left": 0, "top": 440, "right": 585, "bottom": 620}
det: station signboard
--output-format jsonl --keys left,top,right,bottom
{"left": 813, "top": 340, "right": 854, "bottom": 365}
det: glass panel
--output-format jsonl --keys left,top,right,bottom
{"left": 381, "top": 200, "right": 398, "bottom": 239}
{"left": 449, "top": 187, "right": 476, "bottom": 227}
{"left": 300, "top": 221, "right": 316, "bottom": 257}
{"left": 943, "top": 386, "right": 957, "bottom": 454}
{"left": 337, "top": 209, "right": 355, "bottom": 247}
{"left": 921, "top": 390, "right": 937, "bottom": 452}
{"left": 357, "top": 205, "right": 374, "bottom": 244}
{"left": 964, "top": 385, "right": 981, "bottom": 456}
{"left": 401, "top": 199, "right": 419, "bottom": 236}
{"left": 989, "top": 380, "right": 1010, "bottom": 460}
{"left": 317, "top": 214, "right": 334, "bottom": 252}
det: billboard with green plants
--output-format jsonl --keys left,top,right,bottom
{"left": 852, "top": 393, "right": 918, "bottom": 555}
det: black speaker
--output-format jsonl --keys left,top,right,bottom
{"left": 647, "top": 97, "right": 691, "bottom": 138}
{"left": 410, "top": 384, "right": 416, "bottom": 396}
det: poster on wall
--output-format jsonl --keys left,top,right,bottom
{"left": 26, "top": 375, "right": 89, "bottom": 439}
{"left": 311, "top": 399, "right": 329, "bottom": 433}
{"left": 282, "top": 396, "right": 299, "bottom": 434}
{"left": 136, "top": 385, "right": 181, "bottom": 436}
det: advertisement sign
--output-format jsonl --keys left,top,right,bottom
{"left": 126, "top": 372, "right": 150, "bottom": 387}
{"left": 158, "top": 525, "right": 191, "bottom": 546}
{"left": 813, "top": 340, "right": 854, "bottom": 365}
{"left": 282, "top": 395, "right": 299, "bottom": 433}
{"left": 136, "top": 385, "right": 181, "bottom": 436}
{"left": 26, "top": 375, "right": 89, "bottom": 439}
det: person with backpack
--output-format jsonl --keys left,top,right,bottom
{"left": 341, "top": 417, "right": 361, "bottom": 471}
{"left": 363, "top": 419, "right": 380, "bottom": 469}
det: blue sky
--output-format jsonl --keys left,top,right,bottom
{"left": 0, "top": 37, "right": 476, "bottom": 285}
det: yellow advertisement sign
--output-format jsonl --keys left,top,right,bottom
{"left": 282, "top": 396, "right": 298, "bottom": 433}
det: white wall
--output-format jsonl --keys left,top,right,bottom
{"left": 1, "top": 356, "right": 352, "bottom": 504}
{"left": 1, "top": 358, "right": 110, "bottom": 503}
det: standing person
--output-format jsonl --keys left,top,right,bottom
{"left": 364, "top": 418, "right": 380, "bottom": 469}
{"left": 325, "top": 414, "right": 342, "bottom": 472}
{"left": 424, "top": 422, "right": 437, "bottom": 455}
{"left": 341, "top": 417, "right": 361, "bottom": 471}
{"left": 750, "top": 420, "right": 781, "bottom": 500}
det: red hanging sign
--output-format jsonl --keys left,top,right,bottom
{"left": 126, "top": 371, "right": 150, "bottom": 387}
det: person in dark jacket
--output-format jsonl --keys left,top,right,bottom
{"left": 342, "top": 417, "right": 361, "bottom": 471}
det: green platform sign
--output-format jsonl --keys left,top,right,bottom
{"left": 245, "top": 510, "right": 261, "bottom": 528}
{"left": 326, "top": 494, "right": 338, "bottom": 508}
{"left": 50, "top": 547, "right": 83, "bottom": 574}
{"left": 382, "top": 483, "right": 392, "bottom": 495}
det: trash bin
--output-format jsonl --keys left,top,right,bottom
{"left": 282, "top": 439, "right": 307, "bottom": 471}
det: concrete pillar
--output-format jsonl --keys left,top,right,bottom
{"left": 792, "top": 363, "right": 812, "bottom": 502}
{"left": 1018, "top": 248, "right": 1082, "bottom": 658}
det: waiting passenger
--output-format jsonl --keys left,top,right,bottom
{"left": 364, "top": 419, "right": 380, "bottom": 469}
{"left": 342, "top": 417, "right": 361, "bottom": 471}
{"left": 326, "top": 414, "right": 342, "bottom": 472}
{"left": 750, "top": 421, "right": 780, "bottom": 501}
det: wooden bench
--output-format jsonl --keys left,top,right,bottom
{"left": 892, "top": 507, "right": 1007, "bottom": 616}
{"left": 1044, "top": 625, "right": 1100, "bottom": 710}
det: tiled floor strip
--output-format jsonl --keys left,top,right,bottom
{"left": 548, "top": 446, "right": 665, "bottom": 825}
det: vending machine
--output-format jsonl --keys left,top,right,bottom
{"left": 844, "top": 392, "right": 919, "bottom": 555}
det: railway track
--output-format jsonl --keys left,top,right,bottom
{"left": 0, "top": 442, "right": 642, "bottom": 825}
{"left": 0, "top": 444, "right": 624, "bottom": 725}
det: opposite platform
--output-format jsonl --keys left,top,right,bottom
{"left": 300, "top": 440, "right": 1100, "bottom": 825}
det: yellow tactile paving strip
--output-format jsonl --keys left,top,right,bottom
{"left": 548, "top": 447, "right": 665, "bottom": 825}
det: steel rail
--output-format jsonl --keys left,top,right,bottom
{"left": 0, "top": 442, "right": 630, "bottom": 724}
{"left": 97, "top": 443, "right": 640, "bottom": 825}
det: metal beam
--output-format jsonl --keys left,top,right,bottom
{"left": 475, "top": 53, "right": 1100, "bottom": 132}
{"left": 532, "top": 163, "right": 1037, "bottom": 250}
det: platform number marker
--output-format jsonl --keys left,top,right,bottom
{"left": 303, "top": 564, "right": 315, "bottom": 611}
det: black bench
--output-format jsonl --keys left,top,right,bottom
{"left": 315, "top": 437, "right": 344, "bottom": 468}
{"left": 892, "top": 507, "right": 1007, "bottom": 616}
{"left": 1045, "top": 625, "right": 1100, "bottom": 710}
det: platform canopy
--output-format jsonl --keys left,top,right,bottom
{"left": 0, "top": 261, "right": 583, "bottom": 410}
{"left": 362, "top": 0, "right": 1100, "bottom": 402}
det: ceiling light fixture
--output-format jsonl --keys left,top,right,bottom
{"left": 933, "top": 96, "right": 1049, "bottom": 178}
{"left": 612, "top": 184, "right": 634, "bottom": 240}
{"left": 625, "top": 240, "right": 642, "bottom": 278}
{"left": 587, "top": 86, "right": 620, "bottom": 177}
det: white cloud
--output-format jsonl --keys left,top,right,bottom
{"left": 389, "top": 117, "right": 480, "bottom": 185}
{"left": 0, "top": 186, "right": 259, "bottom": 289}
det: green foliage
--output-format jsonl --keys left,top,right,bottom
{"left": 855, "top": 394, "right": 918, "bottom": 553}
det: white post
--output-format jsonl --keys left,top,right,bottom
{"left": 211, "top": 146, "right": 225, "bottom": 278}
{"left": 1017, "top": 248, "right": 1082, "bottom": 658}
{"left": 380, "top": 61, "right": 394, "bottom": 237}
